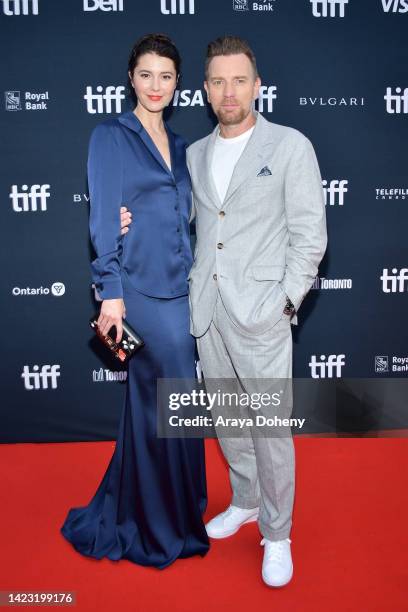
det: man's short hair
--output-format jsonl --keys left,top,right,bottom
{"left": 205, "top": 35, "right": 258, "bottom": 79}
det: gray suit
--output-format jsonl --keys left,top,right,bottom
{"left": 187, "top": 111, "right": 327, "bottom": 541}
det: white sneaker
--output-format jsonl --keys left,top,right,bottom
{"left": 205, "top": 505, "right": 259, "bottom": 539}
{"left": 261, "top": 537, "right": 293, "bottom": 587}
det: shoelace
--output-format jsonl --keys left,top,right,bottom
{"left": 260, "top": 538, "right": 291, "bottom": 562}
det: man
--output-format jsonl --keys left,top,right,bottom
{"left": 122, "top": 36, "right": 327, "bottom": 586}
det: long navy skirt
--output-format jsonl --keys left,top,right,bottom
{"left": 60, "top": 281, "right": 209, "bottom": 569}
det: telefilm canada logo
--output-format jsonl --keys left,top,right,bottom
{"left": 375, "top": 187, "right": 407, "bottom": 200}
{"left": 160, "top": 0, "right": 195, "bottom": 14}
{"left": 21, "top": 365, "right": 61, "bottom": 390}
{"left": 1, "top": 0, "right": 38, "bottom": 15}
{"left": 232, "top": 0, "right": 277, "bottom": 12}
{"left": 92, "top": 368, "right": 128, "bottom": 382}
{"left": 5, "top": 90, "right": 49, "bottom": 111}
{"left": 12, "top": 282, "right": 66, "bottom": 297}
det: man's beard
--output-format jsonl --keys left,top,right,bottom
{"left": 216, "top": 104, "right": 251, "bottom": 126}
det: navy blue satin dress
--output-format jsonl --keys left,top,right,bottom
{"left": 60, "top": 111, "right": 209, "bottom": 568}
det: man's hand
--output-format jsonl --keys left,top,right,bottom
{"left": 98, "top": 298, "right": 126, "bottom": 343}
{"left": 120, "top": 206, "right": 132, "bottom": 235}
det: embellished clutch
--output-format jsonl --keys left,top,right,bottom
{"left": 89, "top": 316, "right": 145, "bottom": 363}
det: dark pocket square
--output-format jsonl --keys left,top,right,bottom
{"left": 257, "top": 166, "right": 272, "bottom": 177}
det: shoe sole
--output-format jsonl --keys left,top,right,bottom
{"left": 262, "top": 565, "right": 293, "bottom": 588}
{"left": 206, "top": 514, "right": 259, "bottom": 539}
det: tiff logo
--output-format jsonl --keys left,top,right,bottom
{"left": 21, "top": 365, "right": 60, "bottom": 390}
{"left": 10, "top": 184, "right": 50, "bottom": 211}
{"left": 160, "top": 0, "right": 195, "bottom": 13}
{"left": 256, "top": 86, "right": 277, "bottom": 113}
{"left": 309, "top": 354, "right": 345, "bottom": 378}
{"left": 310, "top": 0, "right": 348, "bottom": 17}
{"left": 83, "top": 0, "right": 124, "bottom": 10}
{"left": 381, "top": 0, "right": 408, "bottom": 12}
{"left": 2, "top": 0, "right": 38, "bottom": 14}
{"left": 322, "top": 179, "right": 348, "bottom": 206}
{"left": 384, "top": 87, "right": 408, "bottom": 114}
{"left": 381, "top": 268, "right": 408, "bottom": 292}
{"left": 84, "top": 85, "right": 125, "bottom": 114}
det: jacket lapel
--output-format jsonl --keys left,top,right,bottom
{"left": 197, "top": 125, "right": 223, "bottom": 209}
{"left": 222, "top": 111, "right": 267, "bottom": 207}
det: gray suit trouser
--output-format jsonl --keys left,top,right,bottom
{"left": 196, "top": 291, "right": 295, "bottom": 542}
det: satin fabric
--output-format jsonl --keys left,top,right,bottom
{"left": 61, "top": 278, "right": 209, "bottom": 568}
{"left": 88, "top": 111, "right": 193, "bottom": 301}
{"left": 61, "top": 112, "right": 209, "bottom": 568}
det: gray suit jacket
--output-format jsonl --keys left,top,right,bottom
{"left": 186, "top": 111, "right": 327, "bottom": 338}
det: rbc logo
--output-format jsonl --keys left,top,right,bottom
{"left": 322, "top": 179, "right": 348, "bottom": 206}
{"left": 83, "top": 0, "right": 123, "bottom": 9}
{"left": 256, "top": 86, "right": 277, "bottom": 113}
{"left": 309, "top": 354, "right": 345, "bottom": 378}
{"left": 2, "top": 0, "right": 38, "bottom": 14}
{"left": 381, "top": 0, "right": 408, "bottom": 12}
{"left": 10, "top": 184, "right": 50, "bottom": 212}
{"left": 21, "top": 365, "right": 61, "bottom": 390}
{"left": 381, "top": 268, "right": 408, "bottom": 292}
{"left": 384, "top": 87, "right": 408, "bottom": 114}
{"left": 160, "top": 0, "right": 195, "bottom": 14}
{"left": 310, "top": 0, "right": 348, "bottom": 17}
{"left": 84, "top": 85, "right": 125, "bottom": 114}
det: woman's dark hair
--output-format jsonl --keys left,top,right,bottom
{"left": 128, "top": 33, "right": 181, "bottom": 77}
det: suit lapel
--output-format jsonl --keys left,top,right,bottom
{"left": 222, "top": 112, "right": 267, "bottom": 207}
{"left": 197, "top": 125, "right": 223, "bottom": 209}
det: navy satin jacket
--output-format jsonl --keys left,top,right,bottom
{"left": 88, "top": 110, "right": 193, "bottom": 300}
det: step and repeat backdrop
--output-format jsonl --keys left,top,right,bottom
{"left": 1, "top": 0, "right": 407, "bottom": 442}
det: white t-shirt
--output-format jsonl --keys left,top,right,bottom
{"left": 211, "top": 125, "right": 255, "bottom": 203}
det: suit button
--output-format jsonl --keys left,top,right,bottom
{"left": 217, "top": 243, "right": 224, "bottom": 249}
{"left": 213, "top": 273, "right": 217, "bottom": 281}
{"left": 219, "top": 211, "right": 225, "bottom": 217}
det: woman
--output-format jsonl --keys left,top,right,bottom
{"left": 60, "top": 34, "right": 209, "bottom": 568}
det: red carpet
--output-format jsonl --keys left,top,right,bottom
{"left": 1, "top": 437, "right": 407, "bottom": 611}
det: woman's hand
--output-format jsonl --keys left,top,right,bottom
{"left": 120, "top": 206, "right": 132, "bottom": 235}
{"left": 98, "top": 298, "right": 126, "bottom": 343}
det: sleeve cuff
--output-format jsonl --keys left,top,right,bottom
{"left": 94, "top": 278, "right": 123, "bottom": 300}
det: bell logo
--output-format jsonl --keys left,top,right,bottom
{"left": 2, "top": 0, "right": 39, "bottom": 15}
{"left": 381, "top": 268, "right": 408, "bottom": 293}
{"left": 83, "top": 0, "right": 123, "bottom": 10}
{"left": 10, "top": 184, "right": 50, "bottom": 212}
{"left": 381, "top": 0, "right": 408, "bottom": 12}
{"left": 384, "top": 87, "right": 408, "bottom": 114}
{"left": 160, "top": 0, "right": 195, "bottom": 14}
{"left": 256, "top": 86, "right": 277, "bottom": 113}
{"left": 309, "top": 354, "right": 345, "bottom": 378}
{"left": 21, "top": 365, "right": 61, "bottom": 390}
{"left": 322, "top": 179, "right": 348, "bottom": 206}
{"left": 310, "top": 0, "right": 349, "bottom": 17}
{"left": 84, "top": 86, "right": 125, "bottom": 114}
